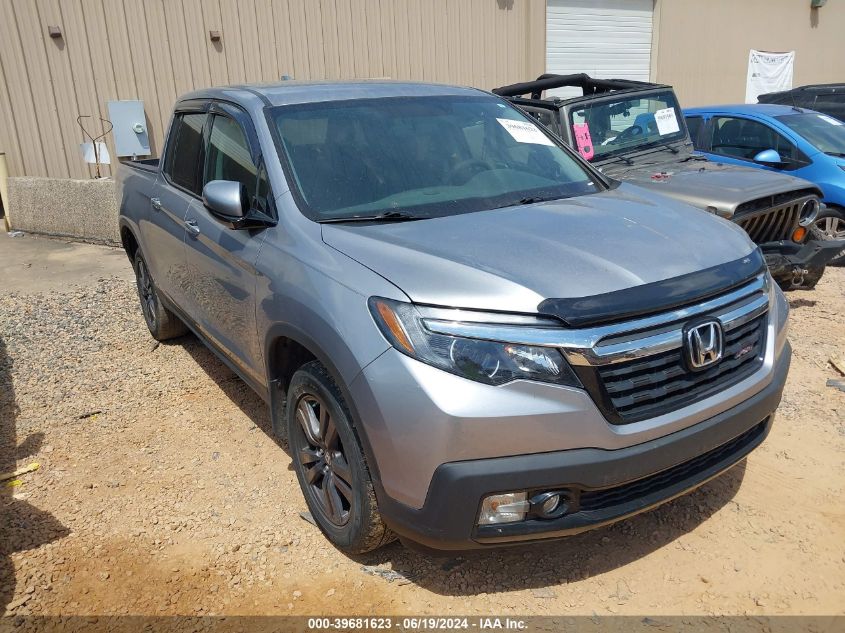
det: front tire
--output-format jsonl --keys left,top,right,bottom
{"left": 133, "top": 250, "right": 188, "bottom": 341}
{"left": 813, "top": 206, "right": 845, "bottom": 267}
{"left": 286, "top": 361, "right": 394, "bottom": 554}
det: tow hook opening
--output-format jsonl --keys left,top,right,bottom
{"left": 790, "top": 267, "right": 809, "bottom": 288}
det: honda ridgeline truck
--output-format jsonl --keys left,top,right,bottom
{"left": 494, "top": 74, "right": 843, "bottom": 290}
{"left": 117, "top": 81, "right": 790, "bottom": 553}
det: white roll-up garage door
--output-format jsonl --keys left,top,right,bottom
{"left": 546, "top": 0, "right": 654, "bottom": 95}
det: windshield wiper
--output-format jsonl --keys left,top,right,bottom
{"left": 492, "top": 195, "right": 563, "bottom": 210}
{"left": 680, "top": 153, "right": 708, "bottom": 162}
{"left": 660, "top": 143, "right": 680, "bottom": 154}
{"left": 318, "top": 210, "right": 422, "bottom": 224}
{"left": 824, "top": 151, "right": 845, "bottom": 158}
{"left": 518, "top": 195, "right": 559, "bottom": 205}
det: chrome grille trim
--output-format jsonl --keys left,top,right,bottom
{"left": 578, "top": 293, "right": 769, "bottom": 366}
{"left": 422, "top": 274, "right": 770, "bottom": 367}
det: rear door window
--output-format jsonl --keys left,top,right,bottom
{"left": 163, "top": 113, "right": 207, "bottom": 195}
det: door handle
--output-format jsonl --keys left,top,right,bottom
{"left": 151, "top": 197, "right": 162, "bottom": 211}
{"left": 185, "top": 219, "right": 201, "bottom": 238}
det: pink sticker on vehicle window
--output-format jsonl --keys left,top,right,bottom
{"left": 573, "top": 123, "right": 594, "bottom": 160}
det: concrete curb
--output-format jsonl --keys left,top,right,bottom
{"left": 7, "top": 176, "right": 119, "bottom": 245}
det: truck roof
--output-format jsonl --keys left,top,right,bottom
{"left": 178, "top": 80, "right": 483, "bottom": 107}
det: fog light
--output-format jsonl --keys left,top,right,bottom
{"left": 541, "top": 495, "right": 560, "bottom": 515}
{"left": 530, "top": 491, "right": 570, "bottom": 519}
{"left": 792, "top": 226, "right": 807, "bottom": 243}
{"left": 478, "top": 492, "right": 528, "bottom": 525}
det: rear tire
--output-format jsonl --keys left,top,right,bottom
{"left": 286, "top": 360, "right": 394, "bottom": 554}
{"left": 133, "top": 250, "right": 188, "bottom": 341}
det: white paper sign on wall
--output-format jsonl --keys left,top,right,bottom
{"left": 746, "top": 50, "right": 794, "bottom": 103}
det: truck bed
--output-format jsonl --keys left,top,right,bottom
{"left": 122, "top": 158, "right": 160, "bottom": 174}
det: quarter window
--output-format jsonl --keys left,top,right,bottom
{"left": 164, "top": 113, "right": 206, "bottom": 194}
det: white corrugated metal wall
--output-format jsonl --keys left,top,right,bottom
{"left": 545, "top": 0, "right": 653, "bottom": 96}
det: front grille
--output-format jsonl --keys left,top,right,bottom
{"left": 734, "top": 191, "right": 815, "bottom": 244}
{"left": 577, "top": 420, "right": 767, "bottom": 512}
{"left": 595, "top": 314, "right": 766, "bottom": 423}
{"left": 564, "top": 274, "right": 771, "bottom": 425}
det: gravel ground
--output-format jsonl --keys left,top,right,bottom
{"left": 1, "top": 254, "right": 844, "bottom": 618}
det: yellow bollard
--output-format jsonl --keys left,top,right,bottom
{"left": 0, "top": 152, "right": 9, "bottom": 231}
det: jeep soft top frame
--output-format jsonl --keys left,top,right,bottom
{"left": 493, "top": 73, "right": 664, "bottom": 101}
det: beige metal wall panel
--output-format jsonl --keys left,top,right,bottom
{"left": 0, "top": 0, "right": 545, "bottom": 178}
{"left": 0, "top": 1, "right": 39, "bottom": 177}
{"left": 182, "top": 0, "right": 212, "bottom": 88}
{"left": 38, "top": 0, "right": 87, "bottom": 179}
{"left": 163, "top": 0, "right": 196, "bottom": 96}
{"left": 83, "top": 0, "right": 123, "bottom": 175}
{"left": 653, "top": 0, "right": 845, "bottom": 107}
{"left": 9, "top": 0, "right": 70, "bottom": 178}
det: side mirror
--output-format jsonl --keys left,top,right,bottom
{"left": 753, "top": 149, "right": 782, "bottom": 165}
{"left": 202, "top": 180, "right": 247, "bottom": 219}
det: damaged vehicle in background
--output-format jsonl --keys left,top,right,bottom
{"left": 683, "top": 103, "right": 845, "bottom": 267}
{"left": 494, "top": 74, "right": 841, "bottom": 290}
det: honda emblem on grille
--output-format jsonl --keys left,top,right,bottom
{"left": 684, "top": 320, "right": 724, "bottom": 370}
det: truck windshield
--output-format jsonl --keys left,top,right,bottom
{"left": 568, "top": 90, "right": 687, "bottom": 161}
{"left": 775, "top": 112, "right": 845, "bottom": 157}
{"left": 268, "top": 95, "right": 600, "bottom": 221}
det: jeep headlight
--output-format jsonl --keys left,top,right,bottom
{"left": 369, "top": 297, "right": 580, "bottom": 387}
{"left": 798, "top": 198, "right": 820, "bottom": 227}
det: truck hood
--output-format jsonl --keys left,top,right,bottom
{"left": 599, "top": 152, "right": 819, "bottom": 218}
{"left": 321, "top": 184, "right": 756, "bottom": 313}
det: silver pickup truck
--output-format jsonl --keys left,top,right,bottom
{"left": 117, "top": 81, "right": 790, "bottom": 553}
{"left": 494, "top": 74, "right": 842, "bottom": 290}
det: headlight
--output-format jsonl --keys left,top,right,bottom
{"left": 369, "top": 297, "right": 581, "bottom": 387}
{"left": 798, "top": 198, "right": 820, "bottom": 227}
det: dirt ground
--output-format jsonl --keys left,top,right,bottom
{"left": 1, "top": 235, "right": 844, "bottom": 619}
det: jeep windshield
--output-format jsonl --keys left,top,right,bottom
{"left": 775, "top": 112, "right": 845, "bottom": 157}
{"left": 568, "top": 90, "right": 687, "bottom": 162}
{"left": 269, "top": 95, "right": 602, "bottom": 222}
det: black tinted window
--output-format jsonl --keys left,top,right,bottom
{"left": 685, "top": 116, "right": 703, "bottom": 145}
{"left": 525, "top": 108, "right": 557, "bottom": 130}
{"left": 164, "top": 113, "right": 206, "bottom": 194}
{"left": 204, "top": 115, "right": 259, "bottom": 204}
{"left": 811, "top": 95, "right": 845, "bottom": 122}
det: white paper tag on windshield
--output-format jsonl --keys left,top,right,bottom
{"left": 818, "top": 114, "right": 843, "bottom": 126}
{"left": 497, "top": 118, "right": 554, "bottom": 146}
{"left": 654, "top": 107, "right": 680, "bottom": 135}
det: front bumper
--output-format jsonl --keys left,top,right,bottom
{"left": 762, "top": 238, "right": 845, "bottom": 282}
{"left": 376, "top": 342, "right": 790, "bottom": 551}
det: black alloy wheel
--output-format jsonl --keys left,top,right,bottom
{"left": 293, "top": 393, "right": 353, "bottom": 526}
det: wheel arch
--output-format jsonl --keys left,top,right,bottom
{"left": 119, "top": 220, "right": 141, "bottom": 263}
{"left": 264, "top": 322, "right": 384, "bottom": 484}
